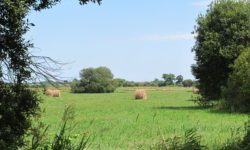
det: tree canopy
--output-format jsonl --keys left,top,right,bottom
{"left": 71, "top": 67, "right": 117, "bottom": 93}
{"left": 222, "top": 47, "right": 250, "bottom": 112}
{"left": 176, "top": 75, "right": 184, "bottom": 85}
{"left": 192, "top": 0, "right": 250, "bottom": 101}
{"left": 162, "top": 73, "right": 175, "bottom": 85}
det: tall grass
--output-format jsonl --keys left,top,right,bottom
{"left": 23, "top": 106, "right": 89, "bottom": 150}
{"left": 151, "top": 128, "right": 205, "bottom": 150}
{"left": 219, "top": 120, "right": 250, "bottom": 150}
{"left": 38, "top": 88, "right": 247, "bottom": 149}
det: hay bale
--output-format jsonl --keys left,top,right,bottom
{"left": 45, "top": 89, "right": 53, "bottom": 96}
{"left": 52, "top": 90, "right": 61, "bottom": 97}
{"left": 44, "top": 89, "right": 61, "bottom": 97}
{"left": 135, "top": 89, "right": 147, "bottom": 100}
{"left": 193, "top": 88, "right": 199, "bottom": 94}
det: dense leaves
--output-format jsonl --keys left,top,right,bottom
{"left": 192, "top": 0, "right": 250, "bottom": 101}
{"left": 176, "top": 75, "right": 183, "bottom": 85}
{"left": 162, "top": 74, "right": 175, "bottom": 86}
{"left": 222, "top": 48, "right": 250, "bottom": 112}
{"left": 71, "top": 67, "right": 117, "bottom": 93}
{"left": 182, "top": 79, "right": 193, "bottom": 87}
{"left": 0, "top": 83, "right": 41, "bottom": 149}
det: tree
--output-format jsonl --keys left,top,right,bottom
{"left": 222, "top": 48, "right": 250, "bottom": 112}
{"left": 71, "top": 67, "right": 117, "bottom": 93}
{"left": 192, "top": 0, "right": 250, "bottom": 101}
{"left": 176, "top": 75, "right": 183, "bottom": 85}
{"left": 162, "top": 73, "right": 175, "bottom": 86}
{"left": 0, "top": 0, "right": 102, "bottom": 149}
{"left": 182, "top": 79, "right": 193, "bottom": 87}
{"left": 113, "top": 78, "right": 126, "bottom": 87}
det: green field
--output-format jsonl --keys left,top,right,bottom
{"left": 40, "top": 87, "right": 247, "bottom": 149}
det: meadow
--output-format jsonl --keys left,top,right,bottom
{"left": 40, "top": 87, "right": 248, "bottom": 150}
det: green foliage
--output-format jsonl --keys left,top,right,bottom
{"left": 192, "top": 95, "right": 214, "bottom": 108}
{"left": 176, "top": 75, "right": 184, "bottom": 85}
{"left": 113, "top": 78, "right": 165, "bottom": 87}
{"left": 182, "top": 79, "right": 193, "bottom": 87}
{"left": 23, "top": 106, "right": 89, "bottom": 150}
{"left": 219, "top": 120, "right": 250, "bottom": 150}
{"left": 113, "top": 78, "right": 127, "bottom": 87}
{"left": 151, "top": 128, "right": 204, "bottom": 150}
{"left": 0, "top": 0, "right": 101, "bottom": 149}
{"left": 71, "top": 67, "right": 117, "bottom": 93}
{"left": 70, "top": 79, "right": 86, "bottom": 93}
{"left": 222, "top": 48, "right": 250, "bottom": 112}
{"left": 162, "top": 74, "right": 176, "bottom": 86}
{"left": 0, "top": 83, "right": 41, "bottom": 150}
{"left": 192, "top": 0, "right": 250, "bottom": 100}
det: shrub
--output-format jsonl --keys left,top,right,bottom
{"left": 70, "top": 67, "right": 117, "bottom": 93}
{"left": 222, "top": 48, "right": 250, "bottom": 112}
{"left": 219, "top": 120, "right": 250, "bottom": 150}
{"left": 23, "top": 106, "right": 89, "bottom": 150}
{"left": 182, "top": 80, "right": 193, "bottom": 87}
{"left": 151, "top": 128, "right": 205, "bottom": 150}
{"left": 0, "top": 83, "right": 41, "bottom": 150}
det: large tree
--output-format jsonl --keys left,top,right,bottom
{"left": 0, "top": 0, "right": 101, "bottom": 149}
{"left": 192, "top": 0, "right": 250, "bottom": 101}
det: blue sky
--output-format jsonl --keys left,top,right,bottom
{"left": 27, "top": 0, "right": 212, "bottom": 81}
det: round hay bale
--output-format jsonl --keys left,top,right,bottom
{"left": 193, "top": 88, "right": 199, "bottom": 94}
{"left": 45, "top": 89, "right": 53, "bottom": 96}
{"left": 135, "top": 89, "right": 147, "bottom": 100}
{"left": 52, "top": 90, "right": 61, "bottom": 97}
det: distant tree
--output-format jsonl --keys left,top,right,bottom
{"left": 182, "top": 79, "right": 193, "bottom": 87}
{"left": 192, "top": 0, "right": 250, "bottom": 101}
{"left": 71, "top": 67, "right": 116, "bottom": 93}
{"left": 113, "top": 78, "right": 126, "bottom": 87}
{"left": 222, "top": 48, "right": 250, "bottom": 112}
{"left": 176, "top": 75, "right": 183, "bottom": 85}
{"left": 150, "top": 78, "right": 162, "bottom": 87}
{"left": 162, "top": 73, "right": 175, "bottom": 86}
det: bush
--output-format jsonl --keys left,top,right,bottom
{"left": 23, "top": 106, "right": 89, "bottom": 150}
{"left": 70, "top": 79, "right": 85, "bottom": 93}
{"left": 70, "top": 67, "right": 117, "bottom": 93}
{"left": 219, "top": 120, "right": 250, "bottom": 150}
{"left": 222, "top": 48, "right": 250, "bottom": 112}
{"left": 151, "top": 128, "right": 205, "bottom": 150}
{"left": 182, "top": 80, "right": 193, "bottom": 87}
{"left": 0, "top": 83, "right": 41, "bottom": 150}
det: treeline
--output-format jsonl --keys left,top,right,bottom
{"left": 69, "top": 67, "right": 195, "bottom": 93}
{"left": 114, "top": 75, "right": 195, "bottom": 87}
{"left": 29, "top": 67, "right": 196, "bottom": 93}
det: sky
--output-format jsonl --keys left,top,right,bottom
{"left": 27, "top": 0, "right": 213, "bottom": 82}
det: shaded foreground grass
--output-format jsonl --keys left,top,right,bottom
{"left": 40, "top": 87, "right": 247, "bottom": 149}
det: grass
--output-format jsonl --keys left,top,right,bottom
{"left": 39, "top": 87, "right": 247, "bottom": 149}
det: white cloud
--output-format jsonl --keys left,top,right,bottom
{"left": 135, "top": 33, "right": 195, "bottom": 41}
{"left": 191, "top": 0, "right": 212, "bottom": 7}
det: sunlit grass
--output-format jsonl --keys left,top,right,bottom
{"left": 39, "top": 87, "right": 247, "bottom": 149}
